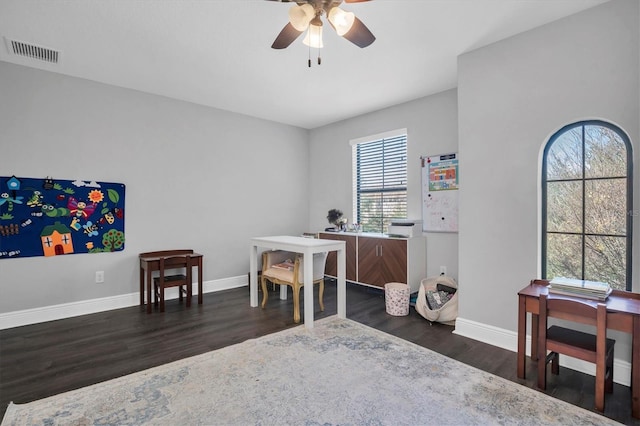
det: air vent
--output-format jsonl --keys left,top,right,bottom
{"left": 6, "top": 39, "right": 59, "bottom": 64}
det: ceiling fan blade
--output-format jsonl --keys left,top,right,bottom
{"left": 342, "top": 16, "right": 375, "bottom": 48}
{"left": 271, "top": 22, "right": 304, "bottom": 49}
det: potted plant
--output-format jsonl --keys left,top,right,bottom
{"left": 326, "top": 209, "right": 347, "bottom": 231}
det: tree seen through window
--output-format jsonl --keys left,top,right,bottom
{"left": 542, "top": 121, "right": 633, "bottom": 290}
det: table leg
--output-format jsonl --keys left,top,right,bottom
{"left": 632, "top": 316, "right": 640, "bottom": 418}
{"left": 531, "top": 313, "right": 539, "bottom": 361}
{"left": 146, "top": 268, "right": 152, "bottom": 314}
{"left": 337, "top": 247, "right": 346, "bottom": 319}
{"left": 197, "top": 258, "right": 203, "bottom": 305}
{"left": 250, "top": 245, "right": 258, "bottom": 307}
{"left": 303, "top": 251, "right": 314, "bottom": 329}
{"left": 517, "top": 294, "right": 526, "bottom": 379}
{"left": 139, "top": 264, "right": 144, "bottom": 306}
{"left": 186, "top": 265, "right": 192, "bottom": 308}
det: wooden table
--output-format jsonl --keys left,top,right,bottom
{"left": 249, "top": 235, "right": 346, "bottom": 329}
{"left": 139, "top": 249, "right": 204, "bottom": 314}
{"left": 518, "top": 279, "right": 640, "bottom": 418}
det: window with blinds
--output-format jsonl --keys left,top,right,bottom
{"left": 352, "top": 132, "right": 407, "bottom": 233}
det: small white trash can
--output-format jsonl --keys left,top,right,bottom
{"left": 384, "top": 282, "right": 410, "bottom": 316}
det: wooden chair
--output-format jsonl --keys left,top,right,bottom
{"left": 153, "top": 254, "right": 193, "bottom": 312}
{"left": 260, "top": 250, "right": 328, "bottom": 323}
{"left": 537, "top": 293, "right": 615, "bottom": 412}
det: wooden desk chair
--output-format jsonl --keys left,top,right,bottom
{"left": 153, "top": 255, "right": 193, "bottom": 312}
{"left": 260, "top": 250, "right": 328, "bottom": 323}
{"left": 537, "top": 293, "right": 615, "bottom": 412}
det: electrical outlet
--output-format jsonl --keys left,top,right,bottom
{"left": 439, "top": 266, "right": 447, "bottom": 275}
{"left": 95, "top": 271, "right": 104, "bottom": 283}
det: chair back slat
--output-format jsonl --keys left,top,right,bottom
{"left": 546, "top": 297, "right": 600, "bottom": 326}
{"left": 161, "top": 255, "right": 192, "bottom": 268}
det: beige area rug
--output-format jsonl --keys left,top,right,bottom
{"left": 1, "top": 316, "right": 620, "bottom": 425}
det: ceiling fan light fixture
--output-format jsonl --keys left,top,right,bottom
{"left": 302, "top": 25, "right": 323, "bottom": 48}
{"left": 288, "top": 4, "right": 315, "bottom": 31}
{"left": 302, "top": 17, "right": 323, "bottom": 48}
{"left": 328, "top": 7, "right": 355, "bottom": 36}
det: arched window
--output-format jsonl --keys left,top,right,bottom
{"left": 542, "top": 120, "right": 633, "bottom": 290}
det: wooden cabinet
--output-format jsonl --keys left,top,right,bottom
{"left": 319, "top": 232, "right": 425, "bottom": 292}
{"left": 318, "top": 232, "right": 357, "bottom": 281}
{"left": 358, "top": 237, "right": 407, "bottom": 287}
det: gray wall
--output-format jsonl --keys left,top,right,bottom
{"left": 308, "top": 90, "right": 460, "bottom": 281}
{"left": 457, "top": 0, "right": 639, "bottom": 353}
{"left": 0, "top": 62, "right": 310, "bottom": 313}
{"left": 1, "top": 0, "right": 637, "bottom": 355}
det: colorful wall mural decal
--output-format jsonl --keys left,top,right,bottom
{"left": 0, "top": 176, "right": 125, "bottom": 259}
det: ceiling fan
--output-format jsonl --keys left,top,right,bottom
{"left": 267, "top": 0, "right": 375, "bottom": 64}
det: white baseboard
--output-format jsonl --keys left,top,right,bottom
{"left": 453, "top": 316, "right": 631, "bottom": 387}
{"left": 0, "top": 275, "right": 247, "bottom": 330}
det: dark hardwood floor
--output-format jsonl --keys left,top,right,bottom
{"left": 1, "top": 281, "right": 637, "bottom": 424}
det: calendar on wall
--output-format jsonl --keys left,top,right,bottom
{"left": 421, "top": 153, "right": 458, "bottom": 233}
{"left": 0, "top": 176, "right": 125, "bottom": 259}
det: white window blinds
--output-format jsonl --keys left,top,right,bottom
{"left": 353, "top": 133, "right": 407, "bottom": 233}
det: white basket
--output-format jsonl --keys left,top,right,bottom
{"left": 415, "top": 276, "right": 458, "bottom": 325}
{"left": 384, "top": 282, "right": 410, "bottom": 316}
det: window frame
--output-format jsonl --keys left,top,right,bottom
{"left": 541, "top": 120, "right": 633, "bottom": 290}
{"left": 351, "top": 129, "right": 408, "bottom": 234}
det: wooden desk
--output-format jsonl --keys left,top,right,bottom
{"left": 518, "top": 279, "right": 640, "bottom": 418}
{"left": 249, "top": 236, "right": 346, "bottom": 329}
{"left": 139, "top": 250, "right": 204, "bottom": 314}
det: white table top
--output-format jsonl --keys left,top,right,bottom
{"left": 251, "top": 235, "right": 345, "bottom": 251}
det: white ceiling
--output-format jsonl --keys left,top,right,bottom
{"left": 0, "top": 0, "right": 608, "bottom": 129}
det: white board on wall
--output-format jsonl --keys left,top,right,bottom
{"left": 421, "top": 153, "right": 458, "bottom": 232}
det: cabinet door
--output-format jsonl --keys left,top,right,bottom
{"left": 319, "top": 233, "right": 357, "bottom": 281}
{"left": 379, "top": 239, "right": 408, "bottom": 284}
{"left": 357, "top": 236, "right": 380, "bottom": 286}
{"left": 358, "top": 237, "right": 407, "bottom": 287}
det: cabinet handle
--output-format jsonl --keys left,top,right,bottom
{"left": 379, "top": 245, "right": 383, "bottom": 257}
{"left": 375, "top": 245, "right": 379, "bottom": 256}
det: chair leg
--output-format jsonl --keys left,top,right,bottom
{"left": 153, "top": 283, "right": 158, "bottom": 307}
{"left": 595, "top": 355, "right": 608, "bottom": 412}
{"left": 260, "top": 276, "right": 269, "bottom": 308}
{"left": 179, "top": 285, "right": 183, "bottom": 302}
{"left": 160, "top": 287, "right": 165, "bottom": 312}
{"left": 538, "top": 351, "right": 547, "bottom": 390}
{"left": 551, "top": 352, "right": 559, "bottom": 375}
{"left": 318, "top": 280, "right": 325, "bottom": 311}
{"left": 606, "top": 348, "right": 614, "bottom": 394}
{"left": 595, "top": 375, "right": 605, "bottom": 412}
{"left": 292, "top": 285, "right": 301, "bottom": 323}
